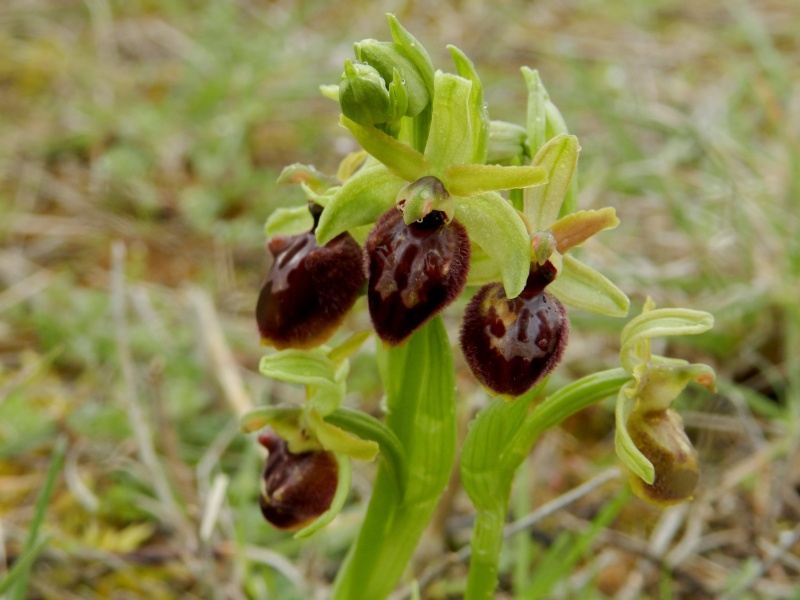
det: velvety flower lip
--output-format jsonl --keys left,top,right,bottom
{"left": 258, "top": 430, "right": 339, "bottom": 530}
{"left": 460, "top": 262, "right": 568, "bottom": 397}
{"left": 365, "top": 206, "right": 470, "bottom": 345}
{"left": 256, "top": 204, "right": 366, "bottom": 350}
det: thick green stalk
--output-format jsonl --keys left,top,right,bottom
{"left": 463, "top": 368, "right": 631, "bottom": 599}
{"left": 331, "top": 316, "right": 457, "bottom": 599}
{"left": 465, "top": 505, "right": 509, "bottom": 600}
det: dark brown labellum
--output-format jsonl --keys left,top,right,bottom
{"left": 365, "top": 208, "right": 470, "bottom": 345}
{"left": 256, "top": 224, "right": 365, "bottom": 350}
{"left": 460, "top": 266, "right": 568, "bottom": 396}
{"left": 627, "top": 409, "right": 700, "bottom": 506}
{"left": 258, "top": 430, "right": 339, "bottom": 530}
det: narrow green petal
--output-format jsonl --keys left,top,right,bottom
{"left": 523, "top": 134, "right": 579, "bottom": 231}
{"left": 294, "top": 452, "right": 352, "bottom": 539}
{"left": 443, "top": 164, "right": 547, "bottom": 197}
{"left": 614, "top": 385, "right": 656, "bottom": 484}
{"left": 548, "top": 254, "right": 630, "bottom": 317}
{"left": 454, "top": 193, "right": 530, "bottom": 298}
{"left": 315, "top": 163, "right": 405, "bottom": 245}
{"left": 340, "top": 115, "right": 428, "bottom": 181}
{"left": 620, "top": 308, "right": 715, "bottom": 373}
{"left": 239, "top": 406, "right": 303, "bottom": 434}
{"left": 549, "top": 207, "right": 619, "bottom": 253}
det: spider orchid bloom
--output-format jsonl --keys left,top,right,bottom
{"left": 241, "top": 332, "right": 405, "bottom": 536}
{"left": 615, "top": 297, "right": 716, "bottom": 506}
{"left": 459, "top": 73, "right": 630, "bottom": 398}
{"left": 256, "top": 201, "right": 365, "bottom": 350}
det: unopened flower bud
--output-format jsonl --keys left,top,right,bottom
{"left": 339, "top": 60, "right": 393, "bottom": 126}
{"left": 354, "top": 40, "right": 431, "bottom": 117}
{"left": 626, "top": 408, "right": 699, "bottom": 506}
{"left": 460, "top": 263, "right": 569, "bottom": 397}
{"left": 258, "top": 430, "right": 339, "bottom": 530}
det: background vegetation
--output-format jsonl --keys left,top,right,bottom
{"left": 1, "top": 0, "right": 798, "bottom": 598}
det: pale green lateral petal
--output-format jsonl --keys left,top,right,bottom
{"left": 442, "top": 164, "right": 547, "bottom": 197}
{"left": 320, "top": 84, "right": 339, "bottom": 101}
{"left": 619, "top": 308, "right": 715, "bottom": 373}
{"left": 523, "top": 134, "right": 579, "bottom": 231}
{"left": 454, "top": 193, "right": 531, "bottom": 299}
{"left": 614, "top": 385, "right": 656, "bottom": 484}
{"left": 340, "top": 115, "right": 428, "bottom": 181}
{"left": 264, "top": 206, "right": 313, "bottom": 237}
{"left": 315, "top": 165, "right": 405, "bottom": 245}
{"left": 239, "top": 406, "right": 303, "bottom": 434}
{"left": 424, "top": 72, "right": 479, "bottom": 174}
{"left": 294, "top": 452, "right": 352, "bottom": 539}
{"left": 447, "top": 45, "right": 489, "bottom": 164}
{"left": 548, "top": 254, "right": 630, "bottom": 317}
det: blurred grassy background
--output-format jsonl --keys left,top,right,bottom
{"left": 1, "top": 0, "right": 798, "bottom": 598}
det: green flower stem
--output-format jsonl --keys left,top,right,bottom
{"left": 464, "top": 368, "right": 631, "bottom": 600}
{"left": 331, "top": 316, "right": 457, "bottom": 599}
{"left": 466, "top": 506, "right": 508, "bottom": 600}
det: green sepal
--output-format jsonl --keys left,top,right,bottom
{"left": 465, "top": 241, "right": 500, "bottom": 287}
{"left": 294, "top": 452, "right": 352, "bottom": 539}
{"left": 325, "top": 407, "right": 408, "bottom": 496}
{"left": 522, "top": 67, "right": 547, "bottom": 154}
{"left": 548, "top": 254, "right": 630, "bottom": 317}
{"left": 340, "top": 115, "right": 428, "bottom": 182}
{"left": 619, "top": 306, "right": 715, "bottom": 373}
{"left": 258, "top": 349, "right": 345, "bottom": 416}
{"left": 315, "top": 163, "right": 405, "bottom": 244}
{"left": 306, "top": 408, "right": 379, "bottom": 461}
{"left": 443, "top": 164, "right": 547, "bottom": 197}
{"left": 615, "top": 383, "right": 656, "bottom": 484}
{"left": 523, "top": 134, "right": 579, "bottom": 231}
{"left": 339, "top": 60, "right": 392, "bottom": 126}
{"left": 264, "top": 206, "right": 313, "bottom": 237}
{"left": 447, "top": 44, "right": 489, "bottom": 164}
{"left": 355, "top": 40, "right": 430, "bottom": 117}
{"left": 424, "top": 72, "right": 481, "bottom": 174}
{"left": 277, "top": 163, "right": 338, "bottom": 192}
{"left": 454, "top": 192, "right": 531, "bottom": 299}
{"left": 387, "top": 14, "right": 435, "bottom": 96}
{"left": 336, "top": 150, "right": 368, "bottom": 182}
